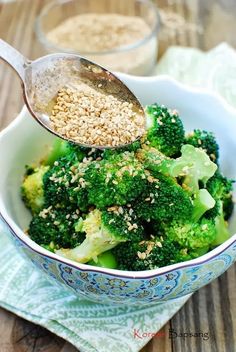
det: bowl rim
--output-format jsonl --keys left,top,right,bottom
{"left": 35, "top": 0, "right": 161, "bottom": 56}
{"left": 1, "top": 74, "right": 236, "bottom": 279}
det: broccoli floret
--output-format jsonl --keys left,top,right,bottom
{"left": 43, "top": 155, "right": 91, "bottom": 211}
{"left": 102, "top": 140, "right": 141, "bottom": 159}
{"left": 205, "top": 172, "right": 234, "bottom": 245}
{"left": 145, "top": 104, "right": 185, "bottom": 156}
{"left": 21, "top": 165, "right": 49, "bottom": 214}
{"left": 43, "top": 156, "right": 76, "bottom": 208}
{"left": 28, "top": 205, "right": 85, "bottom": 249}
{"left": 113, "top": 236, "right": 196, "bottom": 271}
{"left": 134, "top": 172, "right": 193, "bottom": 222}
{"left": 56, "top": 207, "right": 144, "bottom": 263}
{"left": 185, "top": 129, "right": 219, "bottom": 163}
{"left": 163, "top": 217, "right": 217, "bottom": 251}
{"left": 84, "top": 152, "right": 147, "bottom": 208}
{"left": 43, "top": 139, "right": 75, "bottom": 166}
{"left": 206, "top": 171, "right": 234, "bottom": 220}
{"left": 68, "top": 143, "right": 103, "bottom": 161}
{"left": 44, "top": 138, "right": 104, "bottom": 167}
{"left": 138, "top": 144, "right": 217, "bottom": 194}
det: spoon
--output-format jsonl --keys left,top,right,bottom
{"left": 0, "top": 39, "right": 145, "bottom": 149}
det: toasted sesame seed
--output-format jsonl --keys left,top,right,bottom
{"left": 50, "top": 85, "right": 145, "bottom": 147}
{"left": 156, "top": 241, "right": 162, "bottom": 248}
{"left": 137, "top": 251, "right": 146, "bottom": 260}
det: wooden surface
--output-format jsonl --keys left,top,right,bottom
{"left": 0, "top": 0, "right": 236, "bottom": 351}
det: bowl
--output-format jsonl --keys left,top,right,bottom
{"left": 0, "top": 75, "right": 236, "bottom": 305}
{"left": 35, "top": 0, "right": 160, "bottom": 76}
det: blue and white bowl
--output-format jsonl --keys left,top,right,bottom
{"left": 0, "top": 75, "right": 236, "bottom": 305}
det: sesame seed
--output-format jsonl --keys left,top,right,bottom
{"left": 49, "top": 85, "right": 145, "bottom": 147}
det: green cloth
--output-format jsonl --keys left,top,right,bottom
{"left": 0, "top": 43, "right": 235, "bottom": 352}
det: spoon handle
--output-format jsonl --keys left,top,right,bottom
{"left": 0, "top": 39, "right": 29, "bottom": 82}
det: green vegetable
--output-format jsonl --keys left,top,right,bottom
{"left": 162, "top": 217, "right": 217, "bottom": 251}
{"left": 113, "top": 237, "right": 196, "bottom": 271}
{"left": 145, "top": 103, "right": 185, "bottom": 156}
{"left": 88, "top": 250, "right": 118, "bottom": 269}
{"left": 192, "top": 189, "right": 215, "bottom": 222}
{"left": 56, "top": 207, "right": 144, "bottom": 263}
{"left": 206, "top": 171, "right": 234, "bottom": 220}
{"left": 28, "top": 205, "right": 85, "bottom": 249}
{"left": 138, "top": 144, "right": 217, "bottom": 194}
{"left": 84, "top": 152, "right": 146, "bottom": 208}
{"left": 134, "top": 172, "right": 193, "bottom": 222}
{"left": 22, "top": 102, "right": 234, "bottom": 271}
{"left": 21, "top": 165, "right": 49, "bottom": 214}
{"left": 185, "top": 129, "right": 219, "bottom": 163}
{"left": 206, "top": 171, "right": 234, "bottom": 245}
{"left": 43, "top": 139, "right": 72, "bottom": 166}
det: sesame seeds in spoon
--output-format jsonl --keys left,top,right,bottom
{"left": 0, "top": 39, "right": 145, "bottom": 149}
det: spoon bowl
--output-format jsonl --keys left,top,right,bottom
{"left": 0, "top": 39, "right": 145, "bottom": 149}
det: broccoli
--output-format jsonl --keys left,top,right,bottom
{"left": 22, "top": 101, "right": 234, "bottom": 271}
{"left": 28, "top": 205, "right": 85, "bottom": 249}
{"left": 211, "top": 202, "right": 230, "bottom": 246}
{"left": 43, "top": 139, "right": 75, "bottom": 166}
{"left": 43, "top": 154, "right": 91, "bottom": 212}
{"left": 162, "top": 217, "right": 217, "bottom": 251}
{"left": 185, "top": 129, "right": 219, "bottom": 163}
{"left": 84, "top": 152, "right": 147, "bottom": 208}
{"left": 21, "top": 165, "right": 49, "bottom": 214}
{"left": 206, "top": 171, "right": 234, "bottom": 245}
{"left": 145, "top": 104, "right": 185, "bottom": 156}
{"left": 138, "top": 144, "right": 217, "bottom": 194}
{"left": 43, "top": 155, "right": 76, "bottom": 208}
{"left": 102, "top": 140, "right": 141, "bottom": 159}
{"left": 192, "top": 189, "right": 216, "bottom": 222}
{"left": 113, "top": 236, "right": 199, "bottom": 271}
{"left": 44, "top": 138, "right": 103, "bottom": 166}
{"left": 56, "top": 207, "right": 144, "bottom": 263}
{"left": 87, "top": 250, "right": 118, "bottom": 269}
{"left": 134, "top": 172, "right": 193, "bottom": 222}
{"left": 206, "top": 171, "right": 234, "bottom": 220}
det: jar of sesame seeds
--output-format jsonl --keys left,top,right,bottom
{"left": 35, "top": 0, "right": 160, "bottom": 76}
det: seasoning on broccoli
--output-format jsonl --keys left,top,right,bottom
{"left": 56, "top": 207, "right": 144, "bottom": 263}
{"left": 28, "top": 205, "right": 85, "bottom": 250}
{"left": 113, "top": 236, "right": 194, "bottom": 271}
{"left": 84, "top": 152, "right": 147, "bottom": 208}
{"left": 21, "top": 101, "right": 234, "bottom": 271}
{"left": 134, "top": 172, "right": 193, "bottom": 222}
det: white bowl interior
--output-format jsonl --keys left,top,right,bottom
{"left": 1, "top": 76, "right": 236, "bottom": 244}
{"left": 0, "top": 114, "right": 54, "bottom": 229}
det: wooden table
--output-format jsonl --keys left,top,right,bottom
{"left": 0, "top": 1, "right": 235, "bottom": 351}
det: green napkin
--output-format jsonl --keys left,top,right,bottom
{"left": 0, "top": 43, "right": 235, "bottom": 352}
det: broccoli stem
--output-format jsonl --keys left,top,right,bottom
{"left": 192, "top": 189, "right": 216, "bottom": 222}
{"left": 87, "top": 251, "right": 118, "bottom": 269}
{"left": 212, "top": 202, "right": 230, "bottom": 246}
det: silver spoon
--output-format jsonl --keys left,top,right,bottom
{"left": 0, "top": 39, "right": 145, "bottom": 149}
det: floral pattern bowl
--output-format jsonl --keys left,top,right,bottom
{"left": 0, "top": 75, "right": 236, "bottom": 305}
